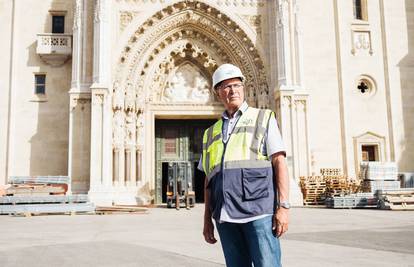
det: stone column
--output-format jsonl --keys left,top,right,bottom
{"left": 89, "top": 0, "right": 112, "bottom": 205}
{"left": 68, "top": 0, "right": 92, "bottom": 194}
{"left": 273, "top": 0, "right": 307, "bottom": 206}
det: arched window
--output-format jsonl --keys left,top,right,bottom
{"left": 353, "top": 0, "right": 368, "bottom": 21}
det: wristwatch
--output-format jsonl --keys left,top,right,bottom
{"left": 279, "top": 201, "right": 291, "bottom": 209}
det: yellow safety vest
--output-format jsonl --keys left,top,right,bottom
{"left": 202, "top": 107, "right": 273, "bottom": 181}
{"left": 202, "top": 107, "right": 276, "bottom": 220}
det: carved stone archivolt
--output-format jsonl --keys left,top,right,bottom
{"left": 110, "top": 1, "right": 271, "bottom": 184}
{"left": 115, "top": 0, "right": 265, "bottom": 7}
{"left": 115, "top": 1, "right": 269, "bottom": 108}
{"left": 241, "top": 15, "right": 261, "bottom": 38}
{"left": 119, "top": 11, "right": 140, "bottom": 32}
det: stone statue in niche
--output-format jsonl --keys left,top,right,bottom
{"left": 258, "top": 90, "right": 269, "bottom": 109}
{"left": 136, "top": 111, "right": 144, "bottom": 148}
{"left": 113, "top": 110, "right": 125, "bottom": 148}
{"left": 125, "top": 111, "right": 136, "bottom": 147}
{"left": 125, "top": 83, "right": 135, "bottom": 111}
{"left": 112, "top": 81, "right": 124, "bottom": 109}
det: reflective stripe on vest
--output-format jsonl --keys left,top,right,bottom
{"left": 202, "top": 107, "right": 273, "bottom": 181}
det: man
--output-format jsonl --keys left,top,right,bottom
{"left": 199, "top": 64, "right": 289, "bottom": 267}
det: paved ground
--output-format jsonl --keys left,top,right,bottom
{"left": 0, "top": 205, "right": 413, "bottom": 267}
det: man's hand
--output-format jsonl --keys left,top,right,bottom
{"left": 272, "top": 208, "right": 289, "bottom": 238}
{"left": 203, "top": 217, "right": 217, "bottom": 244}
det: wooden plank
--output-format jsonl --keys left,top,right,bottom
{"left": 95, "top": 205, "right": 149, "bottom": 214}
{"left": 384, "top": 196, "right": 414, "bottom": 203}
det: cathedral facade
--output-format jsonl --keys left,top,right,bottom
{"left": 1, "top": 0, "right": 413, "bottom": 205}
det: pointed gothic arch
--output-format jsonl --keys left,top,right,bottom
{"left": 114, "top": 1, "right": 269, "bottom": 109}
{"left": 110, "top": 1, "right": 271, "bottom": 193}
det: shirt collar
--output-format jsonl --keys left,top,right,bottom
{"left": 221, "top": 101, "right": 249, "bottom": 120}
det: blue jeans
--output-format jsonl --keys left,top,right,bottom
{"left": 216, "top": 216, "right": 281, "bottom": 267}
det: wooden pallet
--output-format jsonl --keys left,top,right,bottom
{"left": 320, "top": 168, "right": 342, "bottom": 177}
{"left": 377, "top": 188, "right": 414, "bottom": 210}
{"left": 95, "top": 205, "right": 149, "bottom": 214}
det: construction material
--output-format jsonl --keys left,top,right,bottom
{"left": 300, "top": 176, "right": 326, "bottom": 205}
{"left": 5, "top": 184, "right": 66, "bottom": 196}
{"left": 360, "top": 162, "right": 401, "bottom": 194}
{"left": 399, "top": 172, "right": 414, "bottom": 188}
{"left": 0, "top": 203, "right": 95, "bottom": 215}
{"left": 2, "top": 176, "right": 93, "bottom": 216}
{"left": 326, "top": 193, "right": 377, "bottom": 209}
{"left": 362, "top": 180, "right": 400, "bottom": 193}
{"left": 0, "top": 195, "right": 89, "bottom": 204}
{"left": 95, "top": 205, "right": 149, "bottom": 214}
{"left": 8, "top": 176, "right": 70, "bottom": 185}
{"left": 359, "top": 162, "right": 398, "bottom": 181}
{"left": 301, "top": 168, "right": 361, "bottom": 206}
{"left": 377, "top": 188, "right": 414, "bottom": 210}
{"left": 325, "top": 176, "right": 350, "bottom": 197}
{"left": 0, "top": 194, "right": 94, "bottom": 215}
{"left": 320, "top": 168, "right": 342, "bottom": 177}
{"left": 5, "top": 176, "right": 70, "bottom": 196}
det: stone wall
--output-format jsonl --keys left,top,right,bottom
{"left": 0, "top": 0, "right": 74, "bottom": 181}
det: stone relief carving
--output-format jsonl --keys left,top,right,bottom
{"left": 162, "top": 69, "right": 212, "bottom": 103}
{"left": 70, "top": 97, "right": 90, "bottom": 111}
{"left": 93, "top": 94, "right": 104, "bottom": 105}
{"left": 136, "top": 111, "right": 144, "bottom": 148}
{"left": 352, "top": 31, "right": 372, "bottom": 55}
{"left": 242, "top": 15, "right": 262, "bottom": 38}
{"left": 163, "top": 72, "right": 188, "bottom": 102}
{"left": 112, "top": 81, "right": 124, "bottom": 110}
{"left": 215, "top": 0, "right": 265, "bottom": 7}
{"left": 125, "top": 111, "right": 136, "bottom": 147}
{"left": 258, "top": 90, "right": 269, "bottom": 109}
{"left": 125, "top": 82, "right": 135, "bottom": 111}
{"left": 115, "top": 0, "right": 264, "bottom": 5}
{"left": 112, "top": 0, "right": 271, "bottom": 123}
{"left": 191, "top": 75, "right": 211, "bottom": 102}
{"left": 73, "top": 0, "right": 82, "bottom": 31}
{"left": 119, "top": 11, "right": 140, "bottom": 32}
{"left": 277, "top": 0, "right": 289, "bottom": 28}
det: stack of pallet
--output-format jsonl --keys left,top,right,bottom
{"left": 360, "top": 162, "right": 400, "bottom": 193}
{"left": 321, "top": 168, "right": 358, "bottom": 197}
{"left": 377, "top": 188, "right": 414, "bottom": 210}
{"left": 299, "top": 176, "right": 326, "bottom": 205}
{"left": 0, "top": 176, "right": 95, "bottom": 216}
{"left": 325, "top": 176, "right": 350, "bottom": 197}
{"left": 320, "top": 168, "right": 342, "bottom": 177}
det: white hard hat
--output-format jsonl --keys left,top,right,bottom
{"left": 212, "top": 63, "right": 245, "bottom": 89}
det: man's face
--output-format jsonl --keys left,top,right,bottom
{"left": 215, "top": 78, "right": 244, "bottom": 111}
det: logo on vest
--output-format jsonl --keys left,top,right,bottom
{"left": 240, "top": 118, "right": 253, "bottom": 125}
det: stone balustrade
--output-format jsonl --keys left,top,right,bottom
{"left": 36, "top": 33, "right": 72, "bottom": 66}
